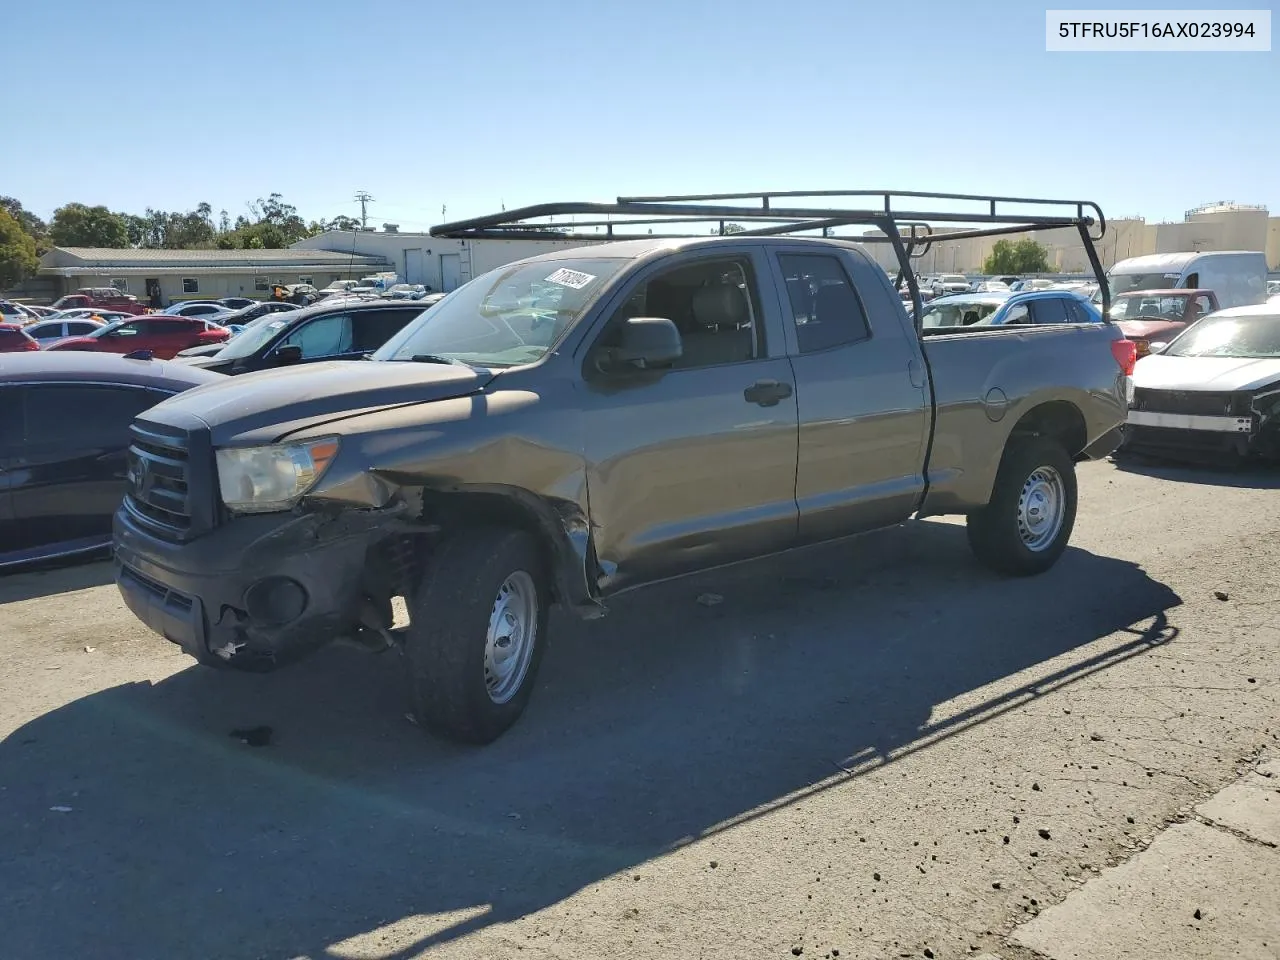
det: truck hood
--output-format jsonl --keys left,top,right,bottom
{"left": 147, "top": 359, "right": 497, "bottom": 445}
{"left": 1132, "top": 354, "right": 1280, "bottom": 393}
{"left": 1114, "top": 319, "right": 1186, "bottom": 340}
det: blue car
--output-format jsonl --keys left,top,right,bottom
{"left": 919, "top": 289, "right": 1102, "bottom": 328}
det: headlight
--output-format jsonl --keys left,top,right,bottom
{"left": 216, "top": 438, "right": 340, "bottom": 514}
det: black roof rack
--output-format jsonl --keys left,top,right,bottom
{"left": 430, "top": 190, "right": 1110, "bottom": 322}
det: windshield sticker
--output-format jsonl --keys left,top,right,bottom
{"left": 1163, "top": 273, "right": 1182, "bottom": 279}
{"left": 544, "top": 267, "right": 596, "bottom": 290}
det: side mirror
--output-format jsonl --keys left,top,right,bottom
{"left": 273, "top": 344, "right": 304, "bottom": 365}
{"left": 1147, "top": 341, "right": 1168, "bottom": 355}
{"left": 603, "top": 317, "right": 682, "bottom": 371}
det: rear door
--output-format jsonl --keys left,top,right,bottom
{"left": 767, "top": 244, "right": 930, "bottom": 544}
{"left": 11, "top": 384, "right": 167, "bottom": 548}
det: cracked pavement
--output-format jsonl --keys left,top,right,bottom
{"left": 0, "top": 457, "right": 1277, "bottom": 960}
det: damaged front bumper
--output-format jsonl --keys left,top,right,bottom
{"left": 114, "top": 504, "right": 404, "bottom": 670}
{"left": 1122, "top": 387, "right": 1280, "bottom": 462}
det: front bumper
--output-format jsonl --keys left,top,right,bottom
{"left": 114, "top": 505, "right": 396, "bottom": 670}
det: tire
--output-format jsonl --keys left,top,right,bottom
{"left": 966, "top": 437, "right": 1077, "bottom": 576}
{"left": 402, "top": 527, "right": 549, "bottom": 744}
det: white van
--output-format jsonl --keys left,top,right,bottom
{"left": 1099, "top": 251, "right": 1268, "bottom": 309}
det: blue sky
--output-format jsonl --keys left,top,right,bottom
{"left": 4, "top": 0, "right": 1276, "bottom": 229}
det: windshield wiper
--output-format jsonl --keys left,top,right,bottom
{"left": 408, "top": 353, "right": 466, "bottom": 366}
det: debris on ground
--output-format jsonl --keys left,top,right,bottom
{"left": 696, "top": 593, "right": 724, "bottom": 607}
{"left": 1214, "top": 591, "right": 1229, "bottom": 601}
{"left": 1037, "top": 828, "right": 1052, "bottom": 840}
{"left": 83, "top": 646, "right": 95, "bottom": 654}
{"left": 229, "top": 726, "right": 272, "bottom": 747}
{"left": 1194, "top": 908, "right": 1203, "bottom": 920}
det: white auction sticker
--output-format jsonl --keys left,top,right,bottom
{"left": 1046, "top": 9, "right": 1271, "bottom": 51}
{"left": 545, "top": 268, "right": 596, "bottom": 290}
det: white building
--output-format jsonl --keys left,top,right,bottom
{"left": 292, "top": 230, "right": 599, "bottom": 292}
{"left": 39, "top": 247, "right": 392, "bottom": 303}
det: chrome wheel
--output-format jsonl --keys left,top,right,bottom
{"left": 1017, "top": 465, "right": 1066, "bottom": 552}
{"left": 484, "top": 570, "right": 538, "bottom": 705}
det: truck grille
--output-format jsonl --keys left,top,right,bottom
{"left": 1131, "top": 388, "right": 1247, "bottom": 417}
{"left": 124, "top": 420, "right": 219, "bottom": 541}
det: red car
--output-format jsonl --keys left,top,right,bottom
{"left": 0, "top": 323, "right": 40, "bottom": 352}
{"left": 44, "top": 315, "right": 229, "bottom": 359}
{"left": 50, "top": 287, "right": 148, "bottom": 316}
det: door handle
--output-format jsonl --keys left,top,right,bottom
{"left": 743, "top": 379, "right": 793, "bottom": 407}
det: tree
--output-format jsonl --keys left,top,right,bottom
{"left": 0, "top": 197, "right": 48, "bottom": 242}
{"left": 321, "top": 214, "right": 361, "bottom": 232}
{"left": 983, "top": 238, "right": 1051, "bottom": 275}
{"left": 0, "top": 209, "right": 41, "bottom": 288}
{"left": 49, "top": 203, "right": 130, "bottom": 248}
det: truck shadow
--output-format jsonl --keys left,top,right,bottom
{"left": 0, "top": 520, "right": 1181, "bottom": 960}
{"left": 1110, "top": 454, "right": 1280, "bottom": 489}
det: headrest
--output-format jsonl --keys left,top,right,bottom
{"left": 691, "top": 285, "right": 748, "bottom": 328}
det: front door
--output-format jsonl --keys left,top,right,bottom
{"left": 439, "top": 254, "right": 461, "bottom": 292}
{"left": 10, "top": 384, "right": 162, "bottom": 549}
{"left": 403, "top": 248, "right": 424, "bottom": 284}
{"left": 578, "top": 250, "right": 799, "bottom": 593}
{"left": 767, "top": 245, "right": 930, "bottom": 544}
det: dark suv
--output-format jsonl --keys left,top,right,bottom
{"left": 176, "top": 300, "right": 431, "bottom": 375}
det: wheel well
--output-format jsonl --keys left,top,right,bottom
{"left": 418, "top": 492, "right": 565, "bottom": 603}
{"left": 1008, "top": 400, "right": 1087, "bottom": 458}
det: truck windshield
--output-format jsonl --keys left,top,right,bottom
{"left": 1110, "top": 294, "right": 1188, "bottom": 321}
{"left": 1164, "top": 313, "right": 1280, "bottom": 360}
{"left": 1108, "top": 272, "right": 1182, "bottom": 299}
{"left": 212, "top": 314, "right": 296, "bottom": 360}
{"left": 374, "top": 257, "right": 627, "bottom": 367}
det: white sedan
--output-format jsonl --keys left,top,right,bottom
{"left": 1124, "top": 303, "right": 1280, "bottom": 462}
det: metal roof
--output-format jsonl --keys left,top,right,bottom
{"left": 40, "top": 246, "right": 392, "bottom": 275}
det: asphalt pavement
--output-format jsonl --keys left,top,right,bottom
{"left": 0, "top": 457, "right": 1277, "bottom": 960}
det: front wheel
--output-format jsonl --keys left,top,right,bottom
{"left": 966, "top": 438, "right": 1077, "bottom": 576}
{"left": 402, "top": 528, "right": 549, "bottom": 744}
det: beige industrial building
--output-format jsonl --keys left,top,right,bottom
{"left": 859, "top": 202, "right": 1280, "bottom": 275}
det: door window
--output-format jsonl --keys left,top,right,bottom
{"left": 281, "top": 313, "right": 354, "bottom": 358}
{"left": 1002, "top": 303, "right": 1031, "bottom": 324}
{"left": 776, "top": 254, "right": 871, "bottom": 353}
{"left": 1189, "top": 295, "right": 1214, "bottom": 321}
{"left": 592, "top": 257, "right": 763, "bottom": 371}
{"left": 23, "top": 386, "right": 159, "bottom": 451}
{"left": 352, "top": 310, "right": 419, "bottom": 352}
{"left": 1064, "top": 299, "right": 1096, "bottom": 324}
{"left": 1029, "top": 297, "right": 1070, "bottom": 324}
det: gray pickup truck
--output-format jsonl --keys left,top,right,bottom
{"left": 113, "top": 191, "right": 1132, "bottom": 743}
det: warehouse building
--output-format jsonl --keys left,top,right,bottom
{"left": 38, "top": 247, "right": 393, "bottom": 304}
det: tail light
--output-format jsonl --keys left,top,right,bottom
{"left": 196, "top": 328, "right": 229, "bottom": 343}
{"left": 1110, "top": 338, "right": 1137, "bottom": 376}
{"left": 22, "top": 337, "right": 39, "bottom": 351}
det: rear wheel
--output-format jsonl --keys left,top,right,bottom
{"left": 402, "top": 528, "right": 548, "bottom": 744}
{"left": 967, "top": 437, "right": 1077, "bottom": 576}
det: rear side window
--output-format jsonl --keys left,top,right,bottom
{"left": 777, "top": 253, "right": 872, "bottom": 353}
{"left": 23, "top": 385, "right": 159, "bottom": 451}
{"left": 1064, "top": 299, "right": 1096, "bottom": 324}
{"left": 353, "top": 310, "right": 420, "bottom": 352}
{"left": 1030, "top": 297, "right": 1070, "bottom": 324}
{"left": 66, "top": 321, "right": 99, "bottom": 336}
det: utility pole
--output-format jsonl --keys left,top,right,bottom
{"left": 354, "top": 191, "right": 374, "bottom": 230}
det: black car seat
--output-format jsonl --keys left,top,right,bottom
{"left": 682, "top": 285, "right": 754, "bottom": 366}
